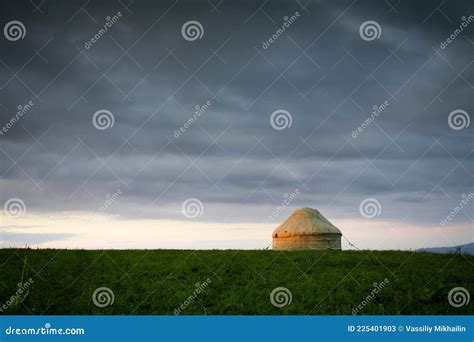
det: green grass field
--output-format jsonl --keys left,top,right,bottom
{"left": 0, "top": 249, "right": 472, "bottom": 315}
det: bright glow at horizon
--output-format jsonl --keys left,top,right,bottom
{"left": 1, "top": 211, "right": 471, "bottom": 250}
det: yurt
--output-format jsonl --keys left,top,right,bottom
{"left": 272, "top": 208, "right": 342, "bottom": 250}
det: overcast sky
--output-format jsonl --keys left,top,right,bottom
{"left": 0, "top": 0, "right": 472, "bottom": 249}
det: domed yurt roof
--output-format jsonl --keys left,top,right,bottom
{"left": 272, "top": 207, "right": 342, "bottom": 238}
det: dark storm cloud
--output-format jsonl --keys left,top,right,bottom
{"left": 0, "top": 0, "right": 472, "bottom": 225}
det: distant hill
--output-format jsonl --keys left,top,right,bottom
{"left": 418, "top": 242, "right": 474, "bottom": 255}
